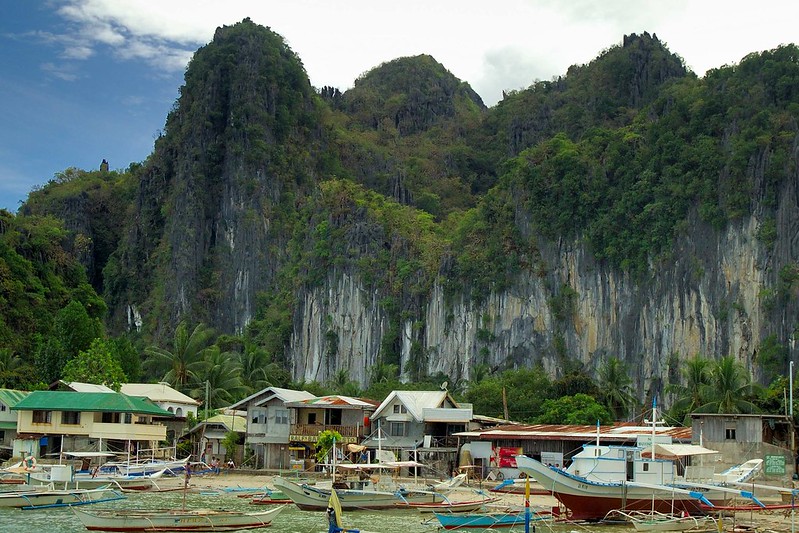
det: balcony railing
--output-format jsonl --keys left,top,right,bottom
{"left": 289, "top": 424, "right": 362, "bottom": 443}
{"left": 424, "top": 435, "right": 459, "bottom": 449}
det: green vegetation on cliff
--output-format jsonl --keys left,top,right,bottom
{"left": 6, "top": 21, "right": 799, "bottom": 411}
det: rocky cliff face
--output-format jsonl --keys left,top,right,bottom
{"left": 106, "top": 19, "right": 322, "bottom": 336}
{"left": 86, "top": 20, "right": 797, "bottom": 403}
{"left": 290, "top": 171, "right": 799, "bottom": 396}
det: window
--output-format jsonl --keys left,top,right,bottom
{"left": 252, "top": 410, "right": 266, "bottom": 425}
{"left": 276, "top": 410, "right": 288, "bottom": 425}
{"left": 32, "top": 410, "right": 51, "bottom": 424}
{"left": 393, "top": 404, "right": 407, "bottom": 414}
{"left": 61, "top": 411, "right": 80, "bottom": 425}
{"left": 390, "top": 422, "right": 405, "bottom": 437}
{"left": 447, "top": 424, "right": 465, "bottom": 435}
{"left": 124, "top": 413, "right": 132, "bottom": 424}
{"left": 725, "top": 427, "right": 737, "bottom": 440}
{"left": 642, "top": 463, "right": 649, "bottom": 472}
{"left": 0, "top": 404, "right": 6, "bottom": 412}
{"left": 101, "top": 412, "right": 121, "bottom": 424}
{"left": 307, "top": 413, "right": 317, "bottom": 424}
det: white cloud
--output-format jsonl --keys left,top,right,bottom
{"left": 40, "top": 61, "right": 80, "bottom": 81}
{"left": 39, "top": 0, "right": 799, "bottom": 105}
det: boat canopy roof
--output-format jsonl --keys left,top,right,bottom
{"left": 644, "top": 443, "right": 718, "bottom": 457}
{"left": 335, "top": 460, "right": 424, "bottom": 470}
{"left": 62, "top": 451, "right": 117, "bottom": 458}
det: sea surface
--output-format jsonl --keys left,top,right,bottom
{"left": 0, "top": 487, "right": 633, "bottom": 533}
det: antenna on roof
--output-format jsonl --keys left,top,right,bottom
{"left": 440, "top": 381, "right": 448, "bottom": 391}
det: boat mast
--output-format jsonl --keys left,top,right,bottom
{"left": 651, "top": 396, "right": 657, "bottom": 461}
{"left": 332, "top": 436, "right": 337, "bottom": 481}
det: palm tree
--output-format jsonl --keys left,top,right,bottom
{"left": 696, "top": 356, "right": 759, "bottom": 414}
{"left": 597, "top": 357, "right": 637, "bottom": 420}
{"left": 0, "top": 349, "right": 22, "bottom": 388}
{"left": 191, "top": 345, "right": 247, "bottom": 408}
{"left": 329, "top": 369, "right": 360, "bottom": 397}
{"left": 238, "top": 347, "right": 271, "bottom": 394}
{"left": 666, "top": 355, "right": 713, "bottom": 423}
{"left": 145, "top": 322, "right": 214, "bottom": 393}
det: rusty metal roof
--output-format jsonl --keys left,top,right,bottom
{"left": 461, "top": 422, "right": 692, "bottom": 442}
{"left": 285, "top": 395, "right": 379, "bottom": 409}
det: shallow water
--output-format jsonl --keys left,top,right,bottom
{"left": 0, "top": 488, "right": 634, "bottom": 533}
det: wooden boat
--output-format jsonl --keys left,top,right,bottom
{"left": 515, "top": 402, "right": 763, "bottom": 520}
{"left": 396, "top": 496, "right": 499, "bottom": 513}
{"left": 433, "top": 510, "right": 549, "bottom": 529}
{"left": 73, "top": 504, "right": 285, "bottom": 532}
{"left": 274, "top": 475, "right": 443, "bottom": 511}
{"left": 98, "top": 456, "right": 189, "bottom": 476}
{"left": 489, "top": 478, "right": 549, "bottom": 495}
{"left": 250, "top": 488, "right": 292, "bottom": 505}
{"left": 0, "top": 485, "right": 124, "bottom": 509}
{"left": 606, "top": 510, "right": 716, "bottom": 532}
{"left": 27, "top": 467, "right": 164, "bottom": 492}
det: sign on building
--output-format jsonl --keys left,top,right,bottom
{"left": 764, "top": 454, "right": 786, "bottom": 475}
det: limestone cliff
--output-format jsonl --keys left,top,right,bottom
{"left": 290, "top": 172, "right": 798, "bottom": 397}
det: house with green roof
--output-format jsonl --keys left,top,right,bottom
{"left": 0, "top": 389, "right": 28, "bottom": 458}
{"left": 12, "top": 391, "right": 173, "bottom": 459}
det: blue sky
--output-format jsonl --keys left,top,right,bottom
{"left": 2, "top": 1, "right": 797, "bottom": 212}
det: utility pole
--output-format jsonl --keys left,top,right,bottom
{"left": 205, "top": 380, "right": 210, "bottom": 421}
{"left": 791, "top": 362, "right": 795, "bottom": 477}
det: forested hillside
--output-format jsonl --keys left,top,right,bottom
{"left": 5, "top": 20, "right": 799, "bottom": 422}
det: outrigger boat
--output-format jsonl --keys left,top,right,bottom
{"left": 274, "top": 475, "right": 443, "bottom": 511}
{"left": 73, "top": 504, "right": 285, "bottom": 532}
{"left": 395, "top": 495, "right": 499, "bottom": 513}
{"left": 516, "top": 399, "right": 764, "bottom": 520}
{"left": 604, "top": 510, "right": 716, "bottom": 532}
{"left": 0, "top": 485, "right": 124, "bottom": 509}
{"left": 433, "top": 511, "right": 533, "bottom": 529}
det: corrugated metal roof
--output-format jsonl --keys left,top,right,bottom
{"left": 64, "top": 382, "right": 114, "bottom": 393}
{"left": 186, "top": 414, "right": 246, "bottom": 435}
{"left": 229, "top": 387, "right": 316, "bottom": 409}
{"left": 0, "top": 389, "right": 29, "bottom": 408}
{"left": 286, "top": 395, "right": 378, "bottom": 409}
{"left": 371, "top": 391, "right": 459, "bottom": 422}
{"left": 462, "top": 422, "right": 692, "bottom": 442}
{"left": 121, "top": 383, "right": 201, "bottom": 405}
{"left": 12, "top": 391, "right": 173, "bottom": 417}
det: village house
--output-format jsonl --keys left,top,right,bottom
{"left": 12, "top": 390, "right": 173, "bottom": 459}
{"left": 690, "top": 413, "right": 797, "bottom": 480}
{"left": 362, "top": 390, "right": 474, "bottom": 476}
{"left": 183, "top": 413, "right": 246, "bottom": 466}
{"left": 0, "top": 389, "right": 28, "bottom": 459}
{"left": 120, "top": 382, "right": 200, "bottom": 445}
{"left": 285, "top": 395, "right": 378, "bottom": 468}
{"left": 228, "top": 387, "right": 315, "bottom": 470}
{"left": 59, "top": 381, "right": 201, "bottom": 450}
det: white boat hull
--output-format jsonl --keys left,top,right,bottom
{"left": 515, "top": 455, "right": 730, "bottom": 520}
{"left": 0, "top": 486, "right": 124, "bottom": 509}
{"left": 73, "top": 505, "right": 285, "bottom": 532}
{"left": 273, "top": 476, "right": 442, "bottom": 511}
